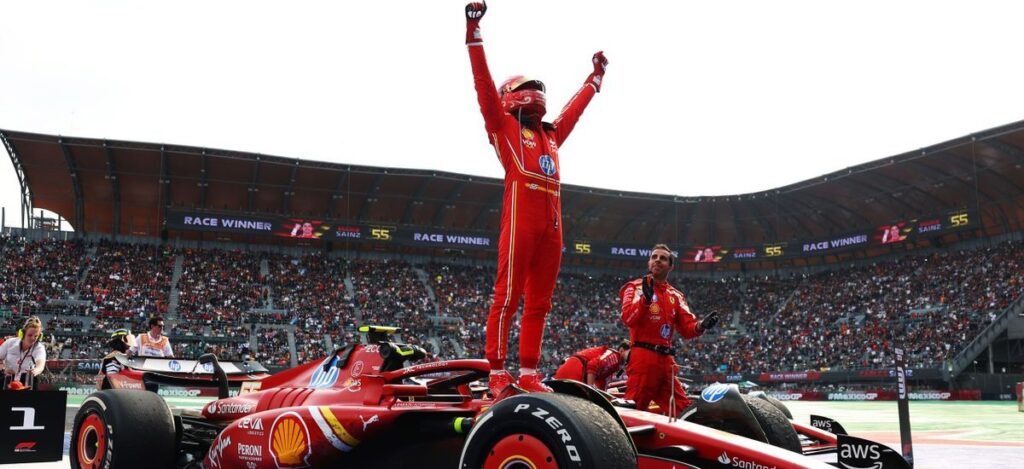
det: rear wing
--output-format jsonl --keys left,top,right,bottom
{"left": 112, "top": 356, "right": 269, "bottom": 376}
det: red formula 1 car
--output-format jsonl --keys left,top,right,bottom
{"left": 71, "top": 326, "right": 910, "bottom": 469}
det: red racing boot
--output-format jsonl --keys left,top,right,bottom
{"left": 517, "top": 373, "right": 552, "bottom": 393}
{"left": 488, "top": 370, "right": 515, "bottom": 398}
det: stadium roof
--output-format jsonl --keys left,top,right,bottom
{"left": 4, "top": 120, "right": 1024, "bottom": 267}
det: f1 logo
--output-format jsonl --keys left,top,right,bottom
{"left": 10, "top": 407, "right": 45, "bottom": 430}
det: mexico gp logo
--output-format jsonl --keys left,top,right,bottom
{"left": 538, "top": 155, "right": 556, "bottom": 176}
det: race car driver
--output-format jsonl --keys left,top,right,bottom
{"left": 553, "top": 340, "right": 630, "bottom": 391}
{"left": 464, "top": 2, "right": 608, "bottom": 395}
{"left": 620, "top": 244, "right": 718, "bottom": 416}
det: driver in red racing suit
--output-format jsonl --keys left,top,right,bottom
{"left": 464, "top": 2, "right": 608, "bottom": 395}
{"left": 620, "top": 244, "right": 718, "bottom": 416}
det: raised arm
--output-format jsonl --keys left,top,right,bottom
{"left": 551, "top": 51, "right": 607, "bottom": 145}
{"left": 620, "top": 277, "right": 650, "bottom": 327}
{"left": 465, "top": 2, "right": 504, "bottom": 139}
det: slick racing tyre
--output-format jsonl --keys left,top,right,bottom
{"left": 70, "top": 390, "right": 176, "bottom": 469}
{"left": 742, "top": 394, "right": 801, "bottom": 453}
{"left": 459, "top": 393, "right": 636, "bottom": 469}
{"left": 761, "top": 394, "right": 793, "bottom": 419}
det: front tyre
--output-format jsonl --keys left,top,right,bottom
{"left": 460, "top": 393, "right": 635, "bottom": 469}
{"left": 70, "top": 390, "right": 176, "bottom": 469}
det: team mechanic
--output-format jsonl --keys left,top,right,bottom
{"left": 620, "top": 244, "right": 719, "bottom": 416}
{"left": 464, "top": 2, "right": 608, "bottom": 395}
{"left": 553, "top": 340, "right": 630, "bottom": 391}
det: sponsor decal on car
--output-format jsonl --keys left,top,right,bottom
{"left": 309, "top": 406, "right": 359, "bottom": 453}
{"left": 168, "top": 360, "right": 181, "bottom": 372}
{"left": 717, "top": 450, "right": 778, "bottom": 469}
{"left": 512, "top": 403, "right": 582, "bottom": 462}
{"left": 206, "top": 435, "right": 231, "bottom": 469}
{"left": 309, "top": 357, "right": 340, "bottom": 388}
{"left": 239, "top": 417, "right": 265, "bottom": 436}
{"left": 350, "top": 360, "right": 364, "bottom": 378}
{"left": 207, "top": 401, "right": 255, "bottom": 415}
{"left": 269, "top": 412, "right": 312, "bottom": 468}
{"left": 700, "top": 383, "right": 731, "bottom": 403}
{"left": 360, "top": 414, "right": 379, "bottom": 432}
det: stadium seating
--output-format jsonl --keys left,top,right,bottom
{"left": 1, "top": 232, "right": 1020, "bottom": 377}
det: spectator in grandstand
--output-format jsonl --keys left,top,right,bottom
{"left": 0, "top": 316, "right": 47, "bottom": 389}
{"left": 131, "top": 316, "right": 173, "bottom": 357}
{"left": 621, "top": 244, "right": 718, "bottom": 417}
{"left": 464, "top": 1, "right": 609, "bottom": 396}
{"left": 553, "top": 340, "right": 630, "bottom": 391}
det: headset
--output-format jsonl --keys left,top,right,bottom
{"left": 16, "top": 316, "right": 44, "bottom": 344}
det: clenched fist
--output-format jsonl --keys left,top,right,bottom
{"left": 588, "top": 51, "right": 609, "bottom": 92}
{"left": 465, "top": 2, "right": 487, "bottom": 21}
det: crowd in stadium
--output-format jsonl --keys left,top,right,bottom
{"left": 1, "top": 232, "right": 1019, "bottom": 378}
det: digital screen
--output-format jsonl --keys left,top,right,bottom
{"left": 369, "top": 226, "right": 396, "bottom": 242}
{"left": 762, "top": 244, "right": 786, "bottom": 258}
{"left": 874, "top": 221, "right": 912, "bottom": 245}
{"left": 684, "top": 246, "right": 727, "bottom": 263}
{"left": 275, "top": 219, "right": 330, "bottom": 239}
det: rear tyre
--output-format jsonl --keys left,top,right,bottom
{"left": 459, "top": 393, "right": 636, "bottom": 469}
{"left": 70, "top": 390, "right": 176, "bottom": 469}
{"left": 742, "top": 394, "right": 801, "bottom": 453}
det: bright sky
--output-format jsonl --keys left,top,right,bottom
{"left": 2, "top": 1, "right": 1024, "bottom": 229}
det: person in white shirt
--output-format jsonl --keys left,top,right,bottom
{"left": 0, "top": 316, "right": 46, "bottom": 389}
{"left": 130, "top": 316, "right": 173, "bottom": 358}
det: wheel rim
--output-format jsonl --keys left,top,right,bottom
{"left": 484, "top": 433, "right": 558, "bottom": 469}
{"left": 77, "top": 413, "right": 106, "bottom": 469}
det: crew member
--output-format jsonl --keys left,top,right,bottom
{"left": 620, "top": 244, "right": 718, "bottom": 416}
{"left": 102, "top": 329, "right": 133, "bottom": 374}
{"left": 0, "top": 316, "right": 47, "bottom": 389}
{"left": 553, "top": 340, "right": 630, "bottom": 391}
{"left": 464, "top": 2, "right": 608, "bottom": 395}
{"left": 131, "top": 316, "right": 173, "bottom": 357}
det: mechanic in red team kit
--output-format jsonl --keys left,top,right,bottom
{"left": 553, "top": 340, "right": 630, "bottom": 391}
{"left": 464, "top": 2, "right": 608, "bottom": 395}
{"left": 620, "top": 244, "right": 719, "bottom": 416}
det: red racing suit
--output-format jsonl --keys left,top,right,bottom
{"left": 553, "top": 345, "right": 624, "bottom": 390}
{"left": 468, "top": 30, "right": 599, "bottom": 370}
{"left": 620, "top": 277, "right": 702, "bottom": 416}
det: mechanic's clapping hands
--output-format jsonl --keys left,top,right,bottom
{"left": 641, "top": 275, "right": 654, "bottom": 304}
{"left": 699, "top": 312, "right": 719, "bottom": 333}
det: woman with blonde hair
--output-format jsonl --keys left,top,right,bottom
{"left": 0, "top": 316, "right": 47, "bottom": 389}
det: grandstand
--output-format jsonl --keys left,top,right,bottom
{"left": 1, "top": 122, "right": 1023, "bottom": 401}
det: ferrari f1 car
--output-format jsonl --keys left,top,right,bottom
{"left": 71, "top": 326, "right": 911, "bottom": 468}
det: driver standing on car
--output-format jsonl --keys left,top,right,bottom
{"left": 620, "top": 244, "right": 718, "bottom": 416}
{"left": 464, "top": 1, "right": 608, "bottom": 396}
{"left": 130, "top": 316, "right": 173, "bottom": 358}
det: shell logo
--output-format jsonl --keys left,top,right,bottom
{"left": 269, "top": 412, "right": 312, "bottom": 468}
{"left": 648, "top": 303, "right": 661, "bottom": 314}
{"left": 521, "top": 129, "right": 535, "bottom": 140}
